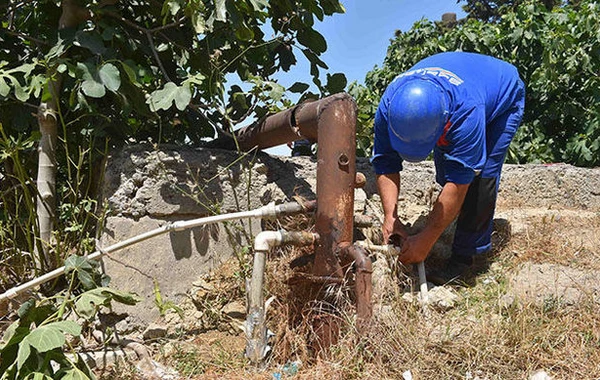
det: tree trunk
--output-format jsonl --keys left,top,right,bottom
{"left": 36, "top": 83, "right": 60, "bottom": 270}
{"left": 34, "top": 0, "right": 90, "bottom": 271}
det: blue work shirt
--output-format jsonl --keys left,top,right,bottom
{"left": 371, "top": 52, "right": 524, "bottom": 184}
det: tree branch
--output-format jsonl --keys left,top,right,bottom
{"left": 3, "top": 30, "right": 51, "bottom": 46}
{"left": 145, "top": 31, "right": 171, "bottom": 82}
{"left": 102, "top": 10, "right": 186, "bottom": 34}
{"left": 189, "top": 103, "right": 232, "bottom": 138}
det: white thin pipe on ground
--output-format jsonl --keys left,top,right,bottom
{"left": 0, "top": 202, "right": 303, "bottom": 303}
{"left": 416, "top": 261, "right": 429, "bottom": 303}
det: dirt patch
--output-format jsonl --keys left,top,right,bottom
{"left": 508, "top": 262, "right": 600, "bottom": 306}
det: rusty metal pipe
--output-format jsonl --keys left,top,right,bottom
{"left": 235, "top": 93, "right": 367, "bottom": 356}
{"left": 343, "top": 244, "right": 373, "bottom": 332}
{"left": 297, "top": 93, "right": 360, "bottom": 351}
{"left": 235, "top": 104, "right": 318, "bottom": 151}
{"left": 304, "top": 93, "right": 357, "bottom": 278}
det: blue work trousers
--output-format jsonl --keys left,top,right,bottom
{"left": 449, "top": 85, "right": 525, "bottom": 257}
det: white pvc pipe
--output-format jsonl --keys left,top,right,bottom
{"left": 245, "top": 231, "right": 283, "bottom": 362}
{"left": 0, "top": 203, "right": 290, "bottom": 303}
{"left": 416, "top": 261, "right": 429, "bottom": 302}
{"left": 249, "top": 231, "right": 283, "bottom": 309}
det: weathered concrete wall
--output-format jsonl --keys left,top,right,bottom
{"left": 100, "top": 144, "right": 600, "bottom": 327}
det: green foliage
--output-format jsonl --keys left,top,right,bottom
{"left": 0, "top": 120, "right": 105, "bottom": 287}
{"left": 0, "top": 255, "right": 140, "bottom": 380}
{"left": 358, "top": 0, "right": 600, "bottom": 166}
{"left": 153, "top": 278, "right": 184, "bottom": 319}
{"left": 460, "top": 0, "right": 563, "bottom": 22}
{"left": 347, "top": 81, "right": 379, "bottom": 157}
{"left": 75, "top": 287, "right": 141, "bottom": 319}
{"left": 0, "top": 124, "right": 40, "bottom": 283}
{"left": 0, "top": 0, "right": 346, "bottom": 145}
{"left": 0, "top": 0, "right": 347, "bottom": 277}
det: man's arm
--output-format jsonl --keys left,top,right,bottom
{"left": 399, "top": 181, "right": 470, "bottom": 264}
{"left": 376, "top": 172, "right": 407, "bottom": 243}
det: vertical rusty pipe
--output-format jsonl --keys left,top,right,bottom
{"left": 295, "top": 93, "right": 357, "bottom": 278}
{"left": 233, "top": 93, "right": 367, "bottom": 355}
{"left": 294, "top": 93, "right": 358, "bottom": 350}
{"left": 343, "top": 244, "right": 373, "bottom": 332}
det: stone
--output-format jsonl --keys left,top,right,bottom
{"left": 222, "top": 300, "right": 246, "bottom": 320}
{"left": 142, "top": 323, "right": 168, "bottom": 341}
{"left": 63, "top": 348, "right": 138, "bottom": 371}
{"left": 136, "top": 357, "right": 180, "bottom": 380}
{"left": 428, "top": 286, "right": 459, "bottom": 310}
{"left": 530, "top": 370, "right": 552, "bottom": 380}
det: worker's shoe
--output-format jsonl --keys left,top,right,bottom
{"left": 427, "top": 253, "right": 492, "bottom": 286}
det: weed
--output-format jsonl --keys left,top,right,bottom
{"left": 153, "top": 279, "right": 184, "bottom": 319}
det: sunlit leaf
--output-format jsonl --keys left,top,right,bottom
{"left": 60, "top": 367, "right": 93, "bottom": 380}
{"left": 248, "top": 0, "right": 269, "bottom": 11}
{"left": 147, "top": 82, "right": 178, "bottom": 111}
{"left": 98, "top": 63, "right": 121, "bottom": 92}
{"left": 0, "top": 77, "right": 10, "bottom": 97}
{"left": 17, "top": 321, "right": 80, "bottom": 370}
{"left": 75, "top": 287, "right": 140, "bottom": 319}
{"left": 174, "top": 84, "right": 191, "bottom": 110}
{"left": 215, "top": 0, "right": 227, "bottom": 22}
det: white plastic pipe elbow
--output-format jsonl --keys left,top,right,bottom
{"left": 254, "top": 230, "right": 283, "bottom": 251}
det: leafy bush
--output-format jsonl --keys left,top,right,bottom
{"left": 357, "top": 0, "right": 600, "bottom": 166}
{"left": 0, "top": 255, "right": 140, "bottom": 380}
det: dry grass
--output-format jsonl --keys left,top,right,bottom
{"left": 504, "top": 212, "right": 600, "bottom": 271}
{"left": 96, "top": 210, "right": 600, "bottom": 379}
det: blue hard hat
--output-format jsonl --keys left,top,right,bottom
{"left": 387, "top": 78, "right": 449, "bottom": 162}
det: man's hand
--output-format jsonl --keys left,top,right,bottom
{"left": 398, "top": 181, "right": 470, "bottom": 265}
{"left": 398, "top": 233, "right": 434, "bottom": 265}
{"left": 382, "top": 216, "right": 408, "bottom": 245}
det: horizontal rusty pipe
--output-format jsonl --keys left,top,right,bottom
{"left": 273, "top": 199, "right": 317, "bottom": 216}
{"left": 279, "top": 230, "right": 319, "bottom": 246}
{"left": 235, "top": 104, "right": 318, "bottom": 151}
